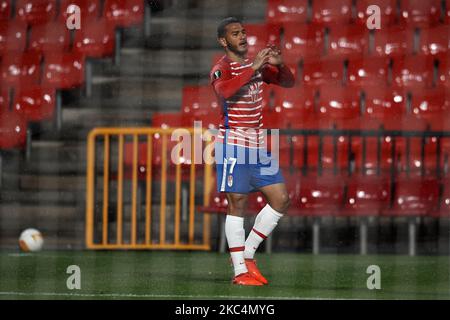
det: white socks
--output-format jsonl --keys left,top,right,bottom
{"left": 244, "top": 204, "right": 283, "bottom": 260}
{"left": 225, "top": 215, "right": 247, "bottom": 276}
{"left": 226, "top": 204, "right": 284, "bottom": 276}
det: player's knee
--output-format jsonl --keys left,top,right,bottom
{"left": 271, "top": 192, "right": 290, "bottom": 213}
{"left": 227, "top": 194, "right": 248, "bottom": 214}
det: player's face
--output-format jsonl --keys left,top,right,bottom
{"left": 223, "top": 23, "right": 247, "bottom": 56}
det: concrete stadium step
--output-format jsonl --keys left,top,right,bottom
{"left": 11, "top": 174, "right": 86, "bottom": 191}
{"left": 144, "top": 17, "right": 220, "bottom": 50}
{"left": 0, "top": 190, "right": 84, "bottom": 205}
{"left": 29, "top": 141, "right": 86, "bottom": 162}
{"left": 134, "top": 0, "right": 266, "bottom": 49}
{"left": 36, "top": 126, "right": 101, "bottom": 142}
{"left": 93, "top": 48, "right": 220, "bottom": 78}
{"left": 62, "top": 76, "right": 189, "bottom": 111}
{"left": 154, "top": 0, "right": 266, "bottom": 20}
{"left": 62, "top": 107, "right": 155, "bottom": 126}
{"left": 0, "top": 204, "right": 80, "bottom": 227}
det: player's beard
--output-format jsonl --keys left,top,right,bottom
{"left": 227, "top": 42, "right": 247, "bottom": 58}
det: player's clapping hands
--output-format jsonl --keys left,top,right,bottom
{"left": 251, "top": 48, "right": 272, "bottom": 71}
{"left": 267, "top": 45, "right": 283, "bottom": 66}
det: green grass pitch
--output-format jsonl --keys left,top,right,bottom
{"left": 0, "top": 251, "right": 449, "bottom": 300}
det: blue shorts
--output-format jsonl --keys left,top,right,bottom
{"left": 215, "top": 142, "right": 285, "bottom": 194}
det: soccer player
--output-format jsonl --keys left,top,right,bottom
{"left": 210, "top": 17, "right": 295, "bottom": 286}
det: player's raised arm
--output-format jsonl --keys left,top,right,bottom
{"left": 211, "top": 49, "right": 271, "bottom": 99}
{"left": 261, "top": 45, "right": 295, "bottom": 88}
{"left": 211, "top": 67, "right": 254, "bottom": 99}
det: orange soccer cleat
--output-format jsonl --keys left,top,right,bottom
{"left": 245, "top": 259, "right": 268, "bottom": 285}
{"left": 232, "top": 272, "right": 264, "bottom": 286}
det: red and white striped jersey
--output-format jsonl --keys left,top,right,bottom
{"left": 210, "top": 55, "right": 295, "bottom": 149}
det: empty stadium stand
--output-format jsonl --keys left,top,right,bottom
{"left": 1, "top": 0, "right": 449, "bottom": 255}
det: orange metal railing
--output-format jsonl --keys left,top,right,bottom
{"left": 86, "top": 127, "right": 214, "bottom": 250}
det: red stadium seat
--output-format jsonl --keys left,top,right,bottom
{"left": 392, "top": 111, "right": 444, "bottom": 176}
{"left": 181, "top": 85, "right": 219, "bottom": 116}
{"left": 363, "top": 86, "right": 407, "bottom": 120}
{"left": 182, "top": 111, "right": 220, "bottom": 133}
{"left": 29, "top": 21, "right": 71, "bottom": 54}
{"left": 265, "top": 0, "right": 309, "bottom": 24}
{"left": 438, "top": 54, "right": 450, "bottom": 88}
{"left": 282, "top": 23, "right": 324, "bottom": 63}
{"left": 431, "top": 178, "right": 450, "bottom": 217}
{"left": 0, "top": 0, "right": 11, "bottom": 20}
{"left": 326, "top": 25, "right": 369, "bottom": 58}
{"left": 0, "top": 87, "right": 9, "bottom": 108}
{"left": 355, "top": 0, "right": 398, "bottom": 28}
{"left": 244, "top": 23, "right": 280, "bottom": 58}
{"left": 418, "top": 26, "right": 449, "bottom": 57}
{"left": 302, "top": 58, "right": 344, "bottom": 88}
{"left": 347, "top": 57, "right": 390, "bottom": 87}
{"left": 399, "top": 0, "right": 441, "bottom": 27}
{"left": 288, "top": 117, "right": 353, "bottom": 171}
{"left": 264, "top": 110, "right": 291, "bottom": 129}
{"left": 151, "top": 112, "right": 186, "bottom": 128}
{"left": 337, "top": 116, "right": 389, "bottom": 175}
{"left": 0, "top": 109, "right": 28, "bottom": 150}
{"left": 199, "top": 189, "right": 228, "bottom": 214}
{"left": 123, "top": 141, "right": 150, "bottom": 175}
{"left": 0, "top": 21, "right": 27, "bottom": 54}
{"left": 372, "top": 26, "right": 414, "bottom": 57}
{"left": 151, "top": 112, "right": 190, "bottom": 166}
{"left": 284, "top": 173, "right": 302, "bottom": 214}
{"left": 410, "top": 86, "right": 450, "bottom": 120}
{"left": 13, "top": 86, "right": 56, "bottom": 122}
{"left": 422, "top": 116, "right": 450, "bottom": 177}
{"left": 383, "top": 116, "right": 431, "bottom": 175}
{"left": 382, "top": 177, "right": 440, "bottom": 216}
{"left": 15, "top": 0, "right": 57, "bottom": 26}
{"left": 277, "top": 133, "right": 294, "bottom": 168}
{"left": 123, "top": 112, "right": 189, "bottom": 177}
{"left": 42, "top": 52, "right": 85, "bottom": 89}
{"left": 200, "top": 190, "right": 267, "bottom": 216}
{"left": 0, "top": 51, "right": 42, "bottom": 88}
{"left": 447, "top": 0, "right": 450, "bottom": 24}
{"left": 317, "top": 85, "right": 360, "bottom": 120}
{"left": 350, "top": 115, "right": 427, "bottom": 176}
{"left": 247, "top": 192, "right": 267, "bottom": 214}
{"left": 311, "top": 0, "right": 352, "bottom": 26}
{"left": 427, "top": 112, "right": 450, "bottom": 133}
{"left": 104, "top": 0, "right": 144, "bottom": 28}
{"left": 73, "top": 18, "right": 116, "bottom": 58}
{"left": 59, "top": 0, "right": 100, "bottom": 22}
{"left": 341, "top": 175, "right": 390, "bottom": 216}
{"left": 293, "top": 173, "right": 345, "bottom": 216}
{"left": 272, "top": 85, "right": 315, "bottom": 117}
{"left": 392, "top": 55, "right": 435, "bottom": 88}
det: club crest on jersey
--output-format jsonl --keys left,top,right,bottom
{"left": 214, "top": 70, "right": 222, "bottom": 79}
{"left": 227, "top": 175, "right": 233, "bottom": 187}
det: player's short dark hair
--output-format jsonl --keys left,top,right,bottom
{"left": 217, "top": 17, "right": 242, "bottom": 38}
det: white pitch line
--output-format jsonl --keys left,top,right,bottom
{"left": 0, "top": 291, "right": 356, "bottom": 300}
